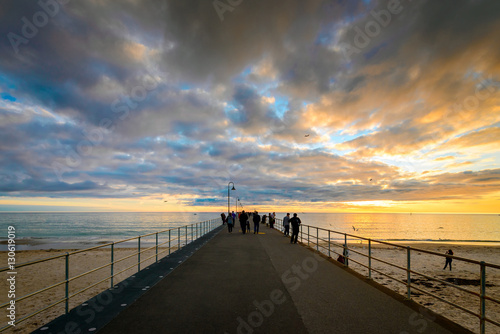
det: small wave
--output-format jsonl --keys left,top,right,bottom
{"left": 383, "top": 239, "right": 500, "bottom": 243}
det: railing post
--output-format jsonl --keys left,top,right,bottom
{"left": 178, "top": 227, "right": 181, "bottom": 250}
{"left": 168, "top": 229, "right": 171, "bottom": 255}
{"left": 138, "top": 236, "right": 141, "bottom": 272}
{"left": 407, "top": 246, "right": 411, "bottom": 300}
{"left": 307, "top": 226, "right": 310, "bottom": 247}
{"left": 155, "top": 232, "right": 159, "bottom": 263}
{"left": 344, "top": 234, "right": 349, "bottom": 267}
{"left": 328, "top": 230, "right": 331, "bottom": 258}
{"left": 368, "top": 239, "right": 372, "bottom": 280}
{"left": 300, "top": 224, "right": 303, "bottom": 243}
{"left": 316, "top": 228, "right": 319, "bottom": 251}
{"left": 480, "top": 261, "right": 486, "bottom": 334}
{"left": 65, "top": 252, "right": 69, "bottom": 314}
{"left": 111, "top": 243, "right": 114, "bottom": 288}
{"left": 191, "top": 224, "right": 193, "bottom": 242}
{"left": 185, "top": 225, "right": 188, "bottom": 245}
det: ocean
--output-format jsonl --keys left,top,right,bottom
{"left": 0, "top": 212, "right": 499, "bottom": 250}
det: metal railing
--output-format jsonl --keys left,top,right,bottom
{"left": 273, "top": 218, "right": 500, "bottom": 334}
{"left": 0, "top": 218, "right": 220, "bottom": 332}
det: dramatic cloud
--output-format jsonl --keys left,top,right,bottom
{"left": 0, "top": 0, "right": 499, "bottom": 212}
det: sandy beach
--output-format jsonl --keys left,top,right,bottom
{"left": 0, "top": 246, "right": 175, "bottom": 334}
{"left": 1, "top": 242, "right": 499, "bottom": 334}
{"left": 322, "top": 241, "right": 500, "bottom": 334}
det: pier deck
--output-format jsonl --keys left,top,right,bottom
{"left": 35, "top": 224, "right": 471, "bottom": 334}
{"left": 98, "top": 225, "right": 469, "bottom": 334}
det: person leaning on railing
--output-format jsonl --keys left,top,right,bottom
{"left": 283, "top": 213, "right": 290, "bottom": 237}
{"left": 289, "top": 213, "right": 301, "bottom": 244}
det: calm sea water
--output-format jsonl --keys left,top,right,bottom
{"left": 0, "top": 212, "right": 499, "bottom": 250}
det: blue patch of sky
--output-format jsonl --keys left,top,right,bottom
{"left": 179, "top": 83, "right": 192, "bottom": 91}
{"left": 315, "top": 30, "right": 334, "bottom": 46}
{"left": 329, "top": 128, "right": 374, "bottom": 144}
{"left": 454, "top": 125, "right": 498, "bottom": 139}
{"left": 224, "top": 103, "right": 247, "bottom": 124}
{"left": 1, "top": 92, "right": 16, "bottom": 102}
{"left": 364, "top": 41, "right": 388, "bottom": 60}
{"left": 114, "top": 153, "right": 132, "bottom": 161}
{"left": 264, "top": 95, "right": 288, "bottom": 119}
{"left": 0, "top": 73, "right": 16, "bottom": 89}
{"left": 194, "top": 198, "right": 218, "bottom": 204}
{"left": 232, "top": 66, "right": 254, "bottom": 84}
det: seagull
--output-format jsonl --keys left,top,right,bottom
{"left": 164, "top": 200, "right": 168, "bottom": 202}
{"left": 305, "top": 134, "right": 310, "bottom": 137}
{"left": 369, "top": 178, "right": 372, "bottom": 181}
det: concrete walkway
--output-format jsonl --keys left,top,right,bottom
{"left": 96, "top": 226, "right": 470, "bottom": 334}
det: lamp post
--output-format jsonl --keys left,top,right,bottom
{"left": 236, "top": 197, "right": 239, "bottom": 214}
{"left": 228, "top": 182, "right": 235, "bottom": 217}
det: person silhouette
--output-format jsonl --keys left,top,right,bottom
{"left": 289, "top": 213, "right": 301, "bottom": 244}
{"left": 443, "top": 249, "right": 453, "bottom": 270}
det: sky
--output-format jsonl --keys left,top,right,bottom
{"left": 0, "top": 0, "right": 499, "bottom": 213}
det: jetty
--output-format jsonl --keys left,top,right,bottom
{"left": 34, "top": 225, "right": 471, "bottom": 334}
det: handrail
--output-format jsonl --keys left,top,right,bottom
{"left": 0, "top": 218, "right": 220, "bottom": 332}
{"left": 272, "top": 218, "right": 499, "bottom": 334}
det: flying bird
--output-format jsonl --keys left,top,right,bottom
{"left": 304, "top": 134, "right": 310, "bottom": 137}
{"left": 369, "top": 178, "right": 372, "bottom": 181}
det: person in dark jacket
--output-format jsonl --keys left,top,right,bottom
{"left": 253, "top": 211, "right": 261, "bottom": 234}
{"left": 239, "top": 210, "right": 248, "bottom": 234}
{"left": 443, "top": 249, "right": 453, "bottom": 270}
{"left": 289, "top": 213, "right": 301, "bottom": 244}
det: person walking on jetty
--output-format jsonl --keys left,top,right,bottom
{"left": 221, "top": 213, "right": 226, "bottom": 225}
{"left": 231, "top": 211, "right": 236, "bottom": 222}
{"left": 443, "top": 249, "right": 453, "bottom": 270}
{"left": 239, "top": 210, "right": 248, "bottom": 234}
{"left": 253, "top": 211, "right": 261, "bottom": 234}
{"left": 227, "top": 213, "right": 233, "bottom": 233}
{"left": 289, "top": 213, "right": 301, "bottom": 244}
{"left": 269, "top": 212, "right": 275, "bottom": 229}
{"left": 262, "top": 214, "right": 267, "bottom": 226}
{"left": 246, "top": 212, "right": 251, "bottom": 233}
{"left": 283, "top": 213, "right": 290, "bottom": 236}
